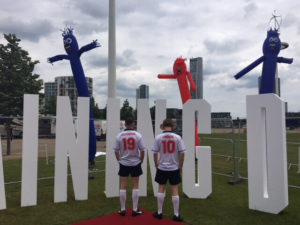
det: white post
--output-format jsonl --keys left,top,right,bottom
{"left": 108, "top": 0, "right": 116, "bottom": 98}
{"left": 105, "top": 98, "right": 120, "bottom": 197}
{"left": 21, "top": 94, "right": 39, "bottom": 207}
{"left": 0, "top": 136, "right": 6, "bottom": 210}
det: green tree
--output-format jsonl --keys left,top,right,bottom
{"left": 0, "top": 33, "right": 43, "bottom": 155}
{"left": 44, "top": 95, "right": 56, "bottom": 115}
{"left": 120, "top": 99, "right": 133, "bottom": 120}
{"left": 91, "top": 96, "right": 102, "bottom": 119}
{"left": 101, "top": 105, "right": 107, "bottom": 120}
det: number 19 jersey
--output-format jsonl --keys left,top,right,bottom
{"left": 152, "top": 132, "right": 186, "bottom": 171}
{"left": 113, "top": 130, "right": 146, "bottom": 166}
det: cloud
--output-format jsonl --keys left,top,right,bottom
{"left": 0, "top": 17, "right": 55, "bottom": 42}
{"left": 69, "top": 0, "right": 109, "bottom": 19}
{"left": 117, "top": 49, "right": 137, "bottom": 67}
{"left": 87, "top": 55, "right": 108, "bottom": 68}
{"left": 244, "top": 1, "right": 258, "bottom": 18}
{"left": 86, "top": 49, "right": 137, "bottom": 69}
{"left": 203, "top": 39, "right": 247, "bottom": 55}
{"left": 62, "top": 20, "right": 107, "bottom": 34}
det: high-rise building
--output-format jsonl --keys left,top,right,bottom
{"left": 55, "top": 76, "right": 93, "bottom": 115}
{"left": 189, "top": 57, "right": 203, "bottom": 99}
{"left": 44, "top": 82, "right": 57, "bottom": 106}
{"left": 136, "top": 84, "right": 149, "bottom": 107}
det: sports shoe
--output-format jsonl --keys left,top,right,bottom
{"left": 132, "top": 209, "right": 143, "bottom": 216}
{"left": 153, "top": 211, "right": 163, "bottom": 219}
{"left": 118, "top": 210, "right": 126, "bottom": 216}
{"left": 173, "top": 214, "right": 184, "bottom": 222}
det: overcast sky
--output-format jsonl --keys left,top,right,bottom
{"left": 0, "top": 0, "right": 299, "bottom": 117}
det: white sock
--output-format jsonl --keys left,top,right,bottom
{"left": 157, "top": 192, "right": 165, "bottom": 214}
{"left": 132, "top": 189, "right": 139, "bottom": 211}
{"left": 120, "top": 189, "right": 126, "bottom": 211}
{"left": 172, "top": 195, "right": 179, "bottom": 216}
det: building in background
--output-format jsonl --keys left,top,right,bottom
{"left": 136, "top": 84, "right": 149, "bottom": 107}
{"left": 44, "top": 76, "right": 93, "bottom": 115}
{"left": 44, "top": 82, "right": 57, "bottom": 106}
{"left": 189, "top": 57, "right": 203, "bottom": 99}
{"left": 211, "top": 112, "right": 232, "bottom": 128}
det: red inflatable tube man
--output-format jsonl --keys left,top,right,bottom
{"left": 158, "top": 57, "right": 200, "bottom": 146}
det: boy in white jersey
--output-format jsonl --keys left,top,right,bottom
{"left": 114, "top": 117, "right": 146, "bottom": 217}
{"left": 152, "top": 119, "right": 185, "bottom": 222}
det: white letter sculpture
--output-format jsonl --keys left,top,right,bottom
{"left": 54, "top": 97, "right": 89, "bottom": 202}
{"left": 21, "top": 94, "right": 39, "bottom": 207}
{"left": 247, "top": 94, "right": 288, "bottom": 214}
{"left": 137, "top": 99, "right": 166, "bottom": 197}
{"left": 182, "top": 99, "right": 212, "bottom": 198}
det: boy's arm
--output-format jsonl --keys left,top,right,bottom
{"left": 179, "top": 152, "right": 185, "bottom": 169}
{"left": 154, "top": 153, "right": 159, "bottom": 168}
{"left": 114, "top": 151, "right": 120, "bottom": 162}
{"left": 140, "top": 151, "right": 145, "bottom": 164}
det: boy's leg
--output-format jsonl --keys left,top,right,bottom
{"left": 157, "top": 185, "right": 166, "bottom": 214}
{"left": 120, "top": 177, "right": 128, "bottom": 211}
{"left": 132, "top": 177, "right": 140, "bottom": 212}
{"left": 171, "top": 185, "right": 180, "bottom": 216}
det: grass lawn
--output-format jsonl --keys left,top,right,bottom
{"left": 0, "top": 133, "right": 300, "bottom": 225}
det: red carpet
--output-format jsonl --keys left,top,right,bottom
{"left": 73, "top": 209, "right": 184, "bottom": 225}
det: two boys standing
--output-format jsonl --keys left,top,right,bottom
{"left": 113, "top": 118, "right": 185, "bottom": 222}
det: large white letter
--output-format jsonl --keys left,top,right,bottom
{"left": 54, "top": 97, "right": 89, "bottom": 202}
{"left": 0, "top": 136, "right": 6, "bottom": 210}
{"left": 137, "top": 99, "right": 166, "bottom": 196}
{"left": 247, "top": 94, "right": 288, "bottom": 214}
{"left": 21, "top": 94, "right": 39, "bottom": 207}
{"left": 182, "top": 99, "right": 211, "bottom": 198}
{"left": 105, "top": 98, "right": 120, "bottom": 197}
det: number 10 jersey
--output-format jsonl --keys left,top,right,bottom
{"left": 152, "top": 132, "right": 186, "bottom": 171}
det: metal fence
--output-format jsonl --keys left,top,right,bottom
{"left": 205, "top": 117, "right": 300, "bottom": 189}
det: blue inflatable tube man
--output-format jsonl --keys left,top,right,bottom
{"left": 48, "top": 28, "right": 100, "bottom": 163}
{"left": 234, "top": 24, "right": 293, "bottom": 94}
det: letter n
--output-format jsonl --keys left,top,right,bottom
{"left": 54, "top": 97, "right": 89, "bottom": 202}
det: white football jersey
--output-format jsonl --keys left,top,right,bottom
{"left": 113, "top": 129, "right": 146, "bottom": 166}
{"left": 152, "top": 132, "right": 186, "bottom": 171}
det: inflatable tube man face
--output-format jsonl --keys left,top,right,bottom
{"left": 173, "top": 57, "right": 188, "bottom": 76}
{"left": 263, "top": 29, "right": 281, "bottom": 55}
{"left": 62, "top": 28, "right": 79, "bottom": 55}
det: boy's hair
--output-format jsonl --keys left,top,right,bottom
{"left": 160, "top": 118, "right": 176, "bottom": 130}
{"left": 125, "top": 117, "right": 134, "bottom": 126}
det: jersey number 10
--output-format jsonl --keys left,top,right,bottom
{"left": 162, "top": 140, "right": 175, "bottom": 154}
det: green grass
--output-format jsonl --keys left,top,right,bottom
{"left": 0, "top": 133, "right": 300, "bottom": 225}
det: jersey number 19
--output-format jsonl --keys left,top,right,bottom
{"left": 122, "top": 137, "right": 136, "bottom": 151}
